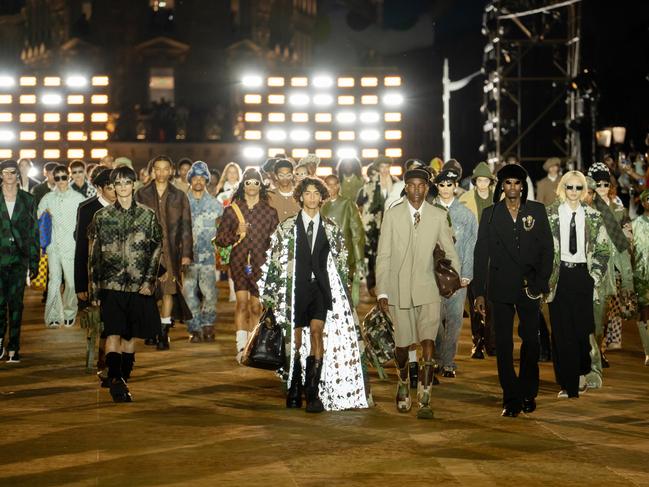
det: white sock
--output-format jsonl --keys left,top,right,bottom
{"left": 408, "top": 349, "right": 417, "bottom": 363}
{"left": 161, "top": 317, "right": 172, "bottom": 325}
{"left": 236, "top": 330, "right": 249, "bottom": 352}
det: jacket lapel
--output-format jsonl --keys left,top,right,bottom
{"left": 493, "top": 202, "right": 523, "bottom": 266}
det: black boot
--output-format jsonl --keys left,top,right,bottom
{"left": 408, "top": 361, "right": 419, "bottom": 389}
{"left": 157, "top": 323, "right": 171, "bottom": 350}
{"left": 286, "top": 356, "right": 303, "bottom": 408}
{"left": 106, "top": 352, "right": 132, "bottom": 403}
{"left": 471, "top": 338, "right": 485, "bottom": 359}
{"left": 121, "top": 352, "right": 135, "bottom": 383}
{"left": 305, "top": 356, "right": 324, "bottom": 413}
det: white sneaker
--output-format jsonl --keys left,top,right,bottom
{"left": 579, "top": 375, "right": 587, "bottom": 393}
{"left": 63, "top": 319, "right": 75, "bottom": 328}
{"left": 229, "top": 293, "right": 237, "bottom": 302}
{"left": 236, "top": 350, "right": 244, "bottom": 365}
{"left": 644, "top": 355, "right": 649, "bottom": 367}
{"left": 557, "top": 390, "right": 569, "bottom": 399}
{"left": 47, "top": 321, "right": 60, "bottom": 328}
{"left": 607, "top": 342, "right": 622, "bottom": 350}
{"left": 0, "top": 339, "right": 4, "bottom": 360}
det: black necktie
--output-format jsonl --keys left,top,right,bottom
{"left": 569, "top": 211, "right": 577, "bottom": 255}
{"left": 307, "top": 220, "right": 314, "bottom": 253}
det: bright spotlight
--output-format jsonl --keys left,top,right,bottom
{"left": 360, "top": 111, "right": 380, "bottom": 123}
{"left": 0, "top": 76, "right": 15, "bottom": 88}
{"left": 290, "top": 129, "right": 310, "bottom": 142}
{"left": 289, "top": 93, "right": 310, "bottom": 106}
{"left": 41, "top": 93, "right": 63, "bottom": 105}
{"left": 336, "top": 111, "right": 356, "bottom": 124}
{"left": 266, "top": 129, "right": 287, "bottom": 142}
{"left": 243, "top": 146, "right": 264, "bottom": 159}
{"left": 313, "top": 75, "right": 333, "bottom": 88}
{"left": 0, "top": 130, "right": 15, "bottom": 142}
{"left": 242, "top": 75, "right": 263, "bottom": 88}
{"left": 66, "top": 75, "right": 88, "bottom": 88}
{"left": 337, "top": 147, "right": 358, "bottom": 159}
{"left": 313, "top": 94, "right": 334, "bottom": 106}
{"left": 360, "top": 129, "right": 380, "bottom": 142}
{"left": 383, "top": 93, "right": 404, "bottom": 106}
{"left": 28, "top": 166, "right": 39, "bottom": 178}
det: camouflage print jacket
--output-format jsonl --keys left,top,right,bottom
{"left": 89, "top": 201, "right": 163, "bottom": 301}
{"left": 545, "top": 200, "right": 610, "bottom": 302}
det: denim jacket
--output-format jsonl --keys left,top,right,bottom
{"left": 188, "top": 191, "right": 223, "bottom": 266}
{"left": 437, "top": 198, "right": 478, "bottom": 281}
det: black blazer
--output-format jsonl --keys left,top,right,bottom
{"left": 294, "top": 212, "right": 333, "bottom": 316}
{"left": 74, "top": 196, "right": 103, "bottom": 294}
{"left": 473, "top": 200, "right": 553, "bottom": 304}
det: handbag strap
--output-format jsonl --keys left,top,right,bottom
{"left": 230, "top": 202, "right": 246, "bottom": 247}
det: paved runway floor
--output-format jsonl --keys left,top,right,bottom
{"left": 1, "top": 283, "right": 648, "bottom": 486}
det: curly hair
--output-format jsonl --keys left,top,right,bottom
{"left": 294, "top": 177, "right": 330, "bottom": 206}
{"left": 232, "top": 170, "right": 270, "bottom": 202}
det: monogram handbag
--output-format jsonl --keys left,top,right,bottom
{"left": 38, "top": 211, "right": 52, "bottom": 251}
{"left": 31, "top": 251, "right": 48, "bottom": 290}
{"left": 433, "top": 244, "right": 461, "bottom": 298}
{"left": 242, "top": 307, "right": 285, "bottom": 370}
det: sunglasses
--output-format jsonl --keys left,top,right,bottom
{"left": 565, "top": 185, "right": 583, "bottom": 191}
{"left": 1, "top": 169, "right": 17, "bottom": 175}
{"left": 71, "top": 170, "right": 85, "bottom": 175}
{"left": 437, "top": 182, "right": 455, "bottom": 188}
{"left": 504, "top": 179, "right": 522, "bottom": 185}
{"left": 244, "top": 179, "right": 261, "bottom": 187}
{"left": 114, "top": 180, "right": 134, "bottom": 187}
{"left": 53, "top": 175, "right": 68, "bottom": 182}
{"left": 596, "top": 182, "right": 610, "bottom": 188}
{"left": 276, "top": 173, "right": 293, "bottom": 179}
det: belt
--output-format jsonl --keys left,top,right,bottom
{"left": 560, "top": 261, "right": 587, "bottom": 269}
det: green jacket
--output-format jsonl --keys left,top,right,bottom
{"left": 0, "top": 189, "right": 40, "bottom": 274}
{"left": 321, "top": 196, "right": 365, "bottom": 276}
{"left": 545, "top": 200, "right": 610, "bottom": 302}
{"left": 89, "top": 201, "right": 163, "bottom": 300}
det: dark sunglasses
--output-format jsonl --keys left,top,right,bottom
{"left": 437, "top": 182, "right": 455, "bottom": 188}
{"left": 114, "top": 179, "right": 134, "bottom": 187}
{"left": 1, "top": 169, "right": 17, "bottom": 175}
{"left": 596, "top": 182, "right": 610, "bottom": 188}
{"left": 53, "top": 175, "right": 68, "bottom": 182}
{"left": 244, "top": 179, "right": 261, "bottom": 187}
{"left": 565, "top": 185, "right": 583, "bottom": 191}
{"left": 504, "top": 179, "right": 522, "bottom": 186}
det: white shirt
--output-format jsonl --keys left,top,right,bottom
{"left": 5, "top": 199, "right": 15, "bottom": 219}
{"left": 558, "top": 202, "right": 586, "bottom": 263}
{"left": 301, "top": 211, "right": 320, "bottom": 253}
{"left": 438, "top": 197, "right": 454, "bottom": 210}
{"left": 98, "top": 195, "right": 110, "bottom": 207}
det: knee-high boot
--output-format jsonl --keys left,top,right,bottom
{"left": 305, "top": 356, "right": 324, "bottom": 413}
{"left": 286, "top": 355, "right": 303, "bottom": 408}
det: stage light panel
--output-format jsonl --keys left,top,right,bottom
{"left": 385, "top": 148, "right": 402, "bottom": 158}
{"left": 338, "top": 131, "right": 355, "bottom": 141}
{"left": 42, "top": 93, "right": 62, "bottom": 105}
{"left": 390, "top": 166, "right": 403, "bottom": 176}
{"left": 245, "top": 112, "right": 262, "bottom": 122}
{"left": 383, "top": 93, "right": 404, "bottom": 106}
{"left": 244, "top": 130, "right": 262, "bottom": 140}
{"left": 266, "top": 129, "right": 287, "bottom": 142}
{"left": 338, "top": 95, "right": 354, "bottom": 105}
{"left": 19, "top": 76, "right": 36, "bottom": 86}
{"left": 242, "top": 75, "right": 263, "bottom": 88}
{"left": 316, "top": 166, "right": 333, "bottom": 177}
{"left": 43, "top": 149, "right": 60, "bottom": 159}
{"left": 43, "top": 113, "right": 61, "bottom": 123}
{"left": 91, "top": 112, "right": 108, "bottom": 123}
{"left": 68, "top": 131, "right": 86, "bottom": 141}
{"left": 313, "top": 94, "right": 334, "bottom": 106}
{"left": 337, "top": 77, "right": 354, "bottom": 88}
{"left": 66, "top": 75, "right": 87, "bottom": 88}
{"left": 91, "top": 148, "right": 108, "bottom": 159}
{"left": 91, "top": 131, "right": 108, "bottom": 141}
{"left": 91, "top": 94, "right": 108, "bottom": 104}
{"left": 291, "top": 77, "right": 308, "bottom": 87}
{"left": 360, "top": 111, "right": 380, "bottom": 123}
{"left": 337, "top": 147, "right": 358, "bottom": 158}
{"left": 361, "top": 95, "right": 378, "bottom": 105}
{"left": 361, "top": 77, "right": 378, "bottom": 87}
{"left": 312, "top": 76, "right": 333, "bottom": 88}
{"left": 20, "top": 113, "right": 36, "bottom": 123}
{"left": 0, "top": 149, "right": 11, "bottom": 158}
{"left": 268, "top": 77, "right": 284, "bottom": 87}
{"left": 19, "top": 149, "right": 36, "bottom": 159}
{"left": 292, "top": 113, "right": 309, "bottom": 123}
{"left": 384, "top": 76, "right": 401, "bottom": 86}
{"left": 92, "top": 76, "right": 109, "bottom": 86}
{"left": 268, "top": 94, "right": 285, "bottom": 104}
{"left": 385, "top": 112, "right": 402, "bottom": 122}
{"left": 243, "top": 146, "right": 264, "bottom": 159}
{"left": 362, "top": 148, "right": 379, "bottom": 159}
{"left": 292, "top": 148, "right": 309, "bottom": 159}
{"left": 44, "top": 77, "right": 61, "bottom": 86}
{"left": 244, "top": 94, "right": 262, "bottom": 104}
{"left": 0, "top": 113, "right": 11, "bottom": 122}
{"left": 315, "top": 148, "right": 332, "bottom": 159}
{"left": 0, "top": 130, "right": 15, "bottom": 142}
{"left": 289, "top": 129, "right": 310, "bottom": 142}
{"left": 268, "top": 112, "right": 286, "bottom": 122}
{"left": 336, "top": 111, "right": 356, "bottom": 124}
{"left": 385, "top": 130, "right": 402, "bottom": 140}
{"left": 315, "top": 113, "right": 332, "bottom": 123}
{"left": 360, "top": 129, "right": 380, "bottom": 142}
{"left": 19, "top": 131, "right": 36, "bottom": 141}
{"left": 289, "top": 93, "right": 309, "bottom": 106}
{"left": 0, "top": 76, "right": 15, "bottom": 88}
{"left": 20, "top": 94, "right": 36, "bottom": 104}
{"left": 68, "top": 113, "right": 85, "bottom": 123}
{"left": 315, "top": 131, "right": 332, "bottom": 141}
{"left": 0, "top": 95, "right": 12, "bottom": 104}
{"left": 67, "top": 149, "right": 84, "bottom": 159}
{"left": 43, "top": 131, "right": 60, "bottom": 141}
{"left": 268, "top": 148, "right": 285, "bottom": 157}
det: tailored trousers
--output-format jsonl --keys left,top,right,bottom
{"left": 467, "top": 283, "right": 496, "bottom": 353}
{"left": 0, "top": 262, "right": 28, "bottom": 352}
{"left": 548, "top": 265, "right": 594, "bottom": 397}
{"left": 183, "top": 264, "right": 218, "bottom": 332}
{"left": 435, "top": 287, "right": 467, "bottom": 370}
{"left": 492, "top": 291, "right": 541, "bottom": 409}
{"left": 44, "top": 247, "right": 77, "bottom": 324}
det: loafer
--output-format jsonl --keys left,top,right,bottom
{"left": 522, "top": 398, "right": 536, "bottom": 413}
{"left": 441, "top": 369, "right": 456, "bottom": 378}
{"left": 471, "top": 348, "right": 485, "bottom": 359}
{"left": 501, "top": 406, "right": 520, "bottom": 418}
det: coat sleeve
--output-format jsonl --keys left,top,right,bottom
{"left": 73, "top": 205, "right": 89, "bottom": 292}
{"left": 348, "top": 201, "right": 365, "bottom": 267}
{"left": 213, "top": 206, "right": 240, "bottom": 247}
{"left": 181, "top": 193, "right": 193, "bottom": 261}
{"left": 88, "top": 214, "right": 101, "bottom": 302}
{"left": 531, "top": 204, "right": 554, "bottom": 294}
{"left": 460, "top": 209, "right": 478, "bottom": 281}
{"left": 473, "top": 206, "right": 492, "bottom": 298}
{"left": 144, "top": 213, "right": 163, "bottom": 289}
{"left": 374, "top": 210, "right": 393, "bottom": 300}
{"left": 28, "top": 195, "right": 40, "bottom": 276}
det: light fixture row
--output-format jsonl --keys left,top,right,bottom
{"left": 241, "top": 75, "right": 401, "bottom": 89}
{"left": 241, "top": 146, "right": 403, "bottom": 160}
{"left": 0, "top": 94, "right": 108, "bottom": 105}
{"left": 0, "top": 112, "right": 109, "bottom": 123}
{"left": 243, "top": 93, "right": 403, "bottom": 106}
{"left": 243, "top": 129, "right": 402, "bottom": 142}
{"left": 0, "top": 75, "right": 109, "bottom": 89}
{"left": 0, "top": 148, "right": 108, "bottom": 159}
{"left": 0, "top": 130, "right": 108, "bottom": 142}
{"left": 244, "top": 111, "right": 402, "bottom": 124}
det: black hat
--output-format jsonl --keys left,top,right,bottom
{"left": 404, "top": 167, "right": 432, "bottom": 183}
{"left": 0, "top": 159, "right": 18, "bottom": 171}
{"left": 242, "top": 167, "right": 263, "bottom": 183}
{"left": 91, "top": 167, "right": 112, "bottom": 188}
{"left": 587, "top": 162, "right": 611, "bottom": 183}
{"left": 493, "top": 163, "right": 529, "bottom": 203}
{"left": 403, "top": 158, "right": 425, "bottom": 171}
{"left": 273, "top": 158, "right": 294, "bottom": 173}
{"left": 434, "top": 168, "right": 460, "bottom": 184}
{"left": 261, "top": 157, "right": 278, "bottom": 174}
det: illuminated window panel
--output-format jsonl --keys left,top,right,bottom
{"left": 292, "top": 113, "right": 309, "bottom": 123}
{"left": 338, "top": 131, "right": 355, "bottom": 141}
{"left": 385, "top": 113, "right": 402, "bottom": 123}
{"left": 244, "top": 112, "right": 262, "bottom": 122}
{"left": 42, "top": 94, "right": 62, "bottom": 105}
{"left": 390, "top": 166, "right": 403, "bottom": 177}
{"left": 0, "top": 130, "right": 15, "bottom": 142}
{"left": 44, "top": 76, "right": 61, "bottom": 86}
{"left": 0, "top": 77, "right": 13, "bottom": 88}
{"left": 19, "top": 76, "right": 36, "bottom": 86}
{"left": 68, "top": 113, "right": 85, "bottom": 123}
{"left": 337, "top": 147, "right": 357, "bottom": 158}
{"left": 313, "top": 94, "right": 334, "bottom": 106}
{"left": 384, "top": 76, "right": 402, "bottom": 87}
{"left": 312, "top": 76, "right": 333, "bottom": 88}
{"left": 290, "top": 77, "right": 308, "bottom": 87}
{"left": 383, "top": 93, "right": 404, "bottom": 106}
{"left": 20, "top": 149, "right": 37, "bottom": 159}
{"left": 315, "top": 131, "right": 332, "bottom": 141}
{"left": 91, "top": 94, "right": 108, "bottom": 104}
{"left": 20, "top": 94, "right": 36, "bottom": 104}
{"left": 266, "top": 129, "right": 287, "bottom": 142}
{"left": 337, "top": 77, "right": 355, "bottom": 88}
{"left": 67, "top": 149, "right": 84, "bottom": 159}
{"left": 315, "top": 113, "right": 332, "bottom": 123}
{"left": 91, "top": 148, "right": 108, "bottom": 159}
{"left": 361, "top": 77, "right": 378, "bottom": 87}
{"left": 67, "top": 95, "right": 84, "bottom": 104}
{"left": 360, "top": 111, "right": 380, "bottom": 124}
{"left": 20, "top": 113, "right": 36, "bottom": 123}
{"left": 315, "top": 166, "right": 333, "bottom": 177}
{"left": 338, "top": 95, "right": 355, "bottom": 105}
{"left": 242, "top": 75, "right": 263, "bottom": 88}
{"left": 268, "top": 94, "right": 285, "bottom": 104}
{"left": 385, "top": 148, "right": 402, "bottom": 158}
{"left": 360, "top": 129, "right": 380, "bottom": 142}
{"left": 43, "top": 149, "right": 60, "bottom": 159}
{"left": 336, "top": 111, "right": 356, "bottom": 124}
{"left": 361, "top": 95, "right": 378, "bottom": 105}
{"left": 66, "top": 76, "right": 87, "bottom": 88}
{"left": 92, "top": 76, "right": 109, "bottom": 86}
{"left": 43, "top": 131, "right": 61, "bottom": 141}
{"left": 362, "top": 148, "right": 379, "bottom": 159}
{"left": 268, "top": 112, "right": 286, "bottom": 122}
{"left": 244, "top": 94, "right": 262, "bottom": 104}
{"left": 242, "top": 146, "right": 264, "bottom": 159}
{"left": 68, "top": 131, "right": 87, "bottom": 141}
{"left": 0, "top": 113, "right": 11, "bottom": 122}
{"left": 0, "top": 149, "right": 12, "bottom": 158}
{"left": 385, "top": 130, "right": 402, "bottom": 140}
{"left": 43, "top": 113, "right": 61, "bottom": 123}
{"left": 289, "top": 129, "right": 310, "bottom": 142}
{"left": 289, "top": 93, "right": 309, "bottom": 106}
{"left": 292, "top": 148, "right": 309, "bottom": 159}
{"left": 91, "top": 131, "right": 108, "bottom": 141}
{"left": 0, "top": 95, "right": 12, "bottom": 104}
{"left": 19, "top": 131, "right": 37, "bottom": 141}
{"left": 268, "top": 147, "right": 286, "bottom": 157}
{"left": 267, "top": 77, "right": 285, "bottom": 87}
{"left": 91, "top": 112, "right": 108, "bottom": 123}
{"left": 315, "top": 148, "right": 332, "bottom": 159}
{"left": 244, "top": 130, "right": 262, "bottom": 140}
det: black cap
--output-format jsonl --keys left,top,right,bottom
{"left": 434, "top": 168, "right": 460, "bottom": 184}
{"left": 0, "top": 159, "right": 18, "bottom": 171}
{"left": 404, "top": 167, "right": 432, "bottom": 183}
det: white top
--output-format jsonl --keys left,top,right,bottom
{"left": 98, "top": 195, "right": 110, "bottom": 207}
{"left": 559, "top": 202, "right": 587, "bottom": 263}
{"left": 37, "top": 188, "right": 86, "bottom": 255}
{"left": 301, "top": 211, "right": 320, "bottom": 253}
{"left": 385, "top": 180, "right": 405, "bottom": 210}
{"left": 438, "top": 198, "right": 454, "bottom": 210}
{"left": 5, "top": 199, "right": 15, "bottom": 219}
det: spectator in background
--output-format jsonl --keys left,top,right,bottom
{"left": 297, "top": 154, "right": 320, "bottom": 178}
{"left": 536, "top": 157, "right": 562, "bottom": 206}
{"left": 336, "top": 157, "right": 365, "bottom": 203}
{"left": 173, "top": 157, "right": 192, "bottom": 193}
{"left": 31, "top": 162, "right": 58, "bottom": 205}
{"left": 69, "top": 160, "right": 96, "bottom": 199}
{"left": 17, "top": 158, "right": 40, "bottom": 192}
{"left": 207, "top": 168, "right": 221, "bottom": 197}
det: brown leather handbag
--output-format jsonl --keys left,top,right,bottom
{"left": 433, "top": 244, "right": 461, "bottom": 298}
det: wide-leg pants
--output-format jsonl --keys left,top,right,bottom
{"left": 44, "top": 248, "right": 77, "bottom": 324}
{"left": 183, "top": 264, "right": 218, "bottom": 332}
{"left": 0, "top": 262, "right": 28, "bottom": 352}
{"left": 435, "top": 287, "right": 467, "bottom": 370}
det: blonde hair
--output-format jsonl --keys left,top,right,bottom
{"left": 556, "top": 170, "right": 587, "bottom": 202}
{"left": 217, "top": 162, "right": 242, "bottom": 190}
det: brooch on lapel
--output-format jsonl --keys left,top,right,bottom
{"left": 523, "top": 215, "right": 535, "bottom": 231}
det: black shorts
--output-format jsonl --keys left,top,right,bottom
{"left": 100, "top": 290, "right": 160, "bottom": 340}
{"left": 294, "top": 281, "right": 328, "bottom": 328}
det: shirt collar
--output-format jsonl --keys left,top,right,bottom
{"left": 301, "top": 210, "right": 320, "bottom": 227}
{"left": 407, "top": 201, "right": 424, "bottom": 218}
{"left": 98, "top": 195, "right": 110, "bottom": 207}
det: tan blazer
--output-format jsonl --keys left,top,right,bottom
{"left": 376, "top": 200, "right": 460, "bottom": 309}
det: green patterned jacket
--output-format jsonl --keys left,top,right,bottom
{"left": 0, "top": 189, "right": 39, "bottom": 274}
{"left": 545, "top": 200, "right": 610, "bottom": 302}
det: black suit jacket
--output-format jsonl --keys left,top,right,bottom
{"left": 473, "top": 200, "right": 553, "bottom": 304}
{"left": 294, "top": 212, "right": 333, "bottom": 318}
{"left": 74, "top": 196, "right": 103, "bottom": 294}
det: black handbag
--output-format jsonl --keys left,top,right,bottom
{"left": 242, "top": 307, "right": 285, "bottom": 370}
{"left": 433, "top": 244, "right": 462, "bottom": 298}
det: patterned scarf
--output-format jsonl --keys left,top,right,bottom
{"left": 593, "top": 194, "right": 629, "bottom": 253}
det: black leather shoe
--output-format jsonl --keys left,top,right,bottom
{"left": 501, "top": 406, "right": 520, "bottom": 417}
{"left": 601, "top": 353, "right": 610, "bottom": 368}
{"left": 471, "top": 348, "right": 485, "bottom": 359}
{"left": 408, "top": 361, "right": 418, "bottom": 389}
{"left": 286, "top": 360, "right": 303, "bottom": 409}
{"left": 522, "top": 398, "right": 536, "bottom": 413}
{"left": 441, "top": 369, "right": 456, "bottom": 378}
{"left": 538, "top": 351, "right": 552, "bottom": 362}
{"left": 144, "top": 337, "right": 156, "bottom": 346}
{"left": 109, "top": 378, "right": 132, "bottom": 403}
